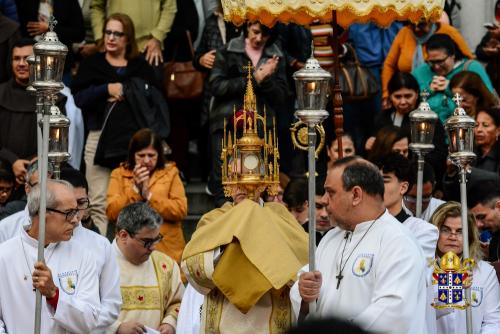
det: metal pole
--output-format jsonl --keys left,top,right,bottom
{"left": 416, "top": 154, "right": 424, "bottom": 218}
{"left": 34, "top": 104, "right": 50, "bottom": 334}
{"left": 307, "top": 125, "right": 317, "bottom": 315}
{"left": 36, "top": 94, "right": 43, "bottom": 187}
{"left": 459, "top": 168, "right": 473, "bottom": 334}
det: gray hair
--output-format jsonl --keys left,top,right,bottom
{"left": 27, "top": 179, "right": 73, "bottom": 218}
{"left": 116, "top": 202, "right": 162, "bottom": 235}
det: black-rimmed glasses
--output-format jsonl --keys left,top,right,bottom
{"left": 426, "top": 55, "right": 450, "bottom": 67}
{"left": 128, "top": 232, "right": 163, "bottom": 249}
{"left": 104, "top": 30, "right": 125, "bottom": 38}
{"left": 46, "top": 207, "right": 80, "bottom": 221}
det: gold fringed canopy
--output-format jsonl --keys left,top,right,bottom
{"left": 221, "top": 0, "right": 445, "bottom": 27}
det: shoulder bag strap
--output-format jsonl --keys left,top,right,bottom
{"left": 186, "top": 30, "right": 195, "bottom": 58}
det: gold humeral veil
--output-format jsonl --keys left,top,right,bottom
{"left": 221, "top": 0, "right": 444, "bottom": 27}
{"left": 183, "top": 200, "right": 308, "bottom": 312}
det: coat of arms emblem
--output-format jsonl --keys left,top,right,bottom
{"left": 58, "top": 270, "right": 78, "bottom": 295}
{"left": 431, "top": 251, "right": 474, "bottom": 310}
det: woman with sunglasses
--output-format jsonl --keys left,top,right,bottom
{"left": 430, "top": 202, "right": 500, "bottom": 334}
{"left": 107, "top": 128, "right": 187, "bottom": 264}
{"left": 72, "top": 13, "right": 159, "bottom": 238}
{"left": 412, "top": 34, "right": 495, "bottom": 125}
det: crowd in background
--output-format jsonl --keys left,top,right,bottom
{"left": 0, "top": 0, "right": 500, "bottom": 333}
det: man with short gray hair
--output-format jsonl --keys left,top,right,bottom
{"left": 0, "top": 180, "right": 100, "bottom": 333}
{"left": 110, "top": 202, "right": 184, "bottom": 334}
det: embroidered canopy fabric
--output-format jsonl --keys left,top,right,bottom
{"left": 221, "top": 0, "right": 445, "bottom": 27}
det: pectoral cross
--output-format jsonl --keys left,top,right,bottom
{"left": 335, "top": 272, "right": 343, "bottom": 289}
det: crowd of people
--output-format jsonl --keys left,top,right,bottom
{"left": 0, "top": 0, "right": 500, "bottom": 333}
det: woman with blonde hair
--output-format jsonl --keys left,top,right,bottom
{"left": 430, "top": 202, "right": 500, "bottom": 333}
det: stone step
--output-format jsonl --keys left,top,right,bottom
{"left": 185, "top": 181, "right": 215, "bottom": 216}
{"left": 183, "top": 215, "right": 201, "bottom": 242}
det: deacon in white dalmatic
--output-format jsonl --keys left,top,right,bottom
{"left": 0, "top": 180, "right": 100, "bottom": 333}
{"left": 110, "top": 202, "right": 184, "bottom": 334}
{"left": 291, "top": 157, "right": 428, "bottom": 333}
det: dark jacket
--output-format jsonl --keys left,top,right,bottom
{"left": 208, "top": 35, "right": 288, "bottom": 133}
{"left": 15, "top": 0, "right": 84, "bottom": 72}
{"left": 474, "top": 141, "right": 500, "bottom": 175}
{"left": 72, "top": 52, "right": 158, "bottom": 131}
{"left": 0, "top": 13, "right": 20, "bottom": 83}
{"left": 94, "top": 77, "right": 170, "bottom": 169}
{"left": 443, "top": 167, "right": 500, "bottom": 202}
{"left": 192, "top": 12, "right": 241, "bottom": 125}
{"left": 373, "top": 107, "right": 448, "bottom": 187}
{"left": 163, "top": 0, "right": 198, "bottom": 63}
{"left": 0, "top": 79, "right": 66, "bottom": 164}
{"left": 475, "top": 31, "right": 500, "bottom": 95}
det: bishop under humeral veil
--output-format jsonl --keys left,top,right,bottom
{"left": 182, "top": 199, "right": 308, "bottom": 333}
{"left": 181, "top": 65, "right": 308, "bottom": 333}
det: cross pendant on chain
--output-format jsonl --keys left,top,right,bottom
{"left": 336, "top": 273, "right": 343, "bottom": 289}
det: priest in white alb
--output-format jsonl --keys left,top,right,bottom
{"left": 0, "top": 166, "right": 122, "bottom": 332}
{"left": 291, "top": 157, "right": 428, "bottom": 333}
{"left": 0, "top": 180, "right": 100, "bottom": 333}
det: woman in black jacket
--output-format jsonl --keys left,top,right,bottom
{"left": 207, "top": 21, "right": 288, "bottom": 206}
{"left": 72, "top": 13, "right": 157, "bottom": 237}
{"left": 365, "top": 72, "right": 447, "bottom": 189}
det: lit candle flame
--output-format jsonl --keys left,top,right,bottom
{"left": 307, "top": 82, "right": 316, "bottom": 93}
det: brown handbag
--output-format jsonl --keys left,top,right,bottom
{"left": 328, "top": 43, "right": 379, "bottom": 102}
{"left": 163, "top": 30, "right": 205, "bottom": 100}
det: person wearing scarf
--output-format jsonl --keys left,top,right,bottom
{"left": 381, "top": 20, "right": 473, "bottom": 107}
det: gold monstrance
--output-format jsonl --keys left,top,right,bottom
{"left": 221, "top": 63, "right": 280, "bottom": 200}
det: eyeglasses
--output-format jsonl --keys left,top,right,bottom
{"left": 104, "top": 30, "right": 125, "bottom": 38}
{"left": 404, "top": 195, "right": 432, "bottom": 204}
{"left": 76, "top": 197, "right": 91, "bottom": 210}
{"left": 427, "top": 55, "right": 450, "bottom": 67}
{"left": 0, "top": 186, "right": 13, "bottom": 194}
{"left": 128, "top": 232, "right": 163, "bottom": 249}
{"left": 46, "top": 207, "right": 81, "bottom": 221}
{"left": 440, "top": 226, "right": 463, "bottom": 238}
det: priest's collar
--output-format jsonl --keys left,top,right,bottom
{"left": 394, "top": 209, "right": 411, "bottom": 223}
{"left": 20, "top": 227, "right": 59, "bottom": 251}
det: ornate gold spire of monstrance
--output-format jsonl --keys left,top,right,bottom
{"left": 221, "top": 62, "right": 280, "bottom": 201}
